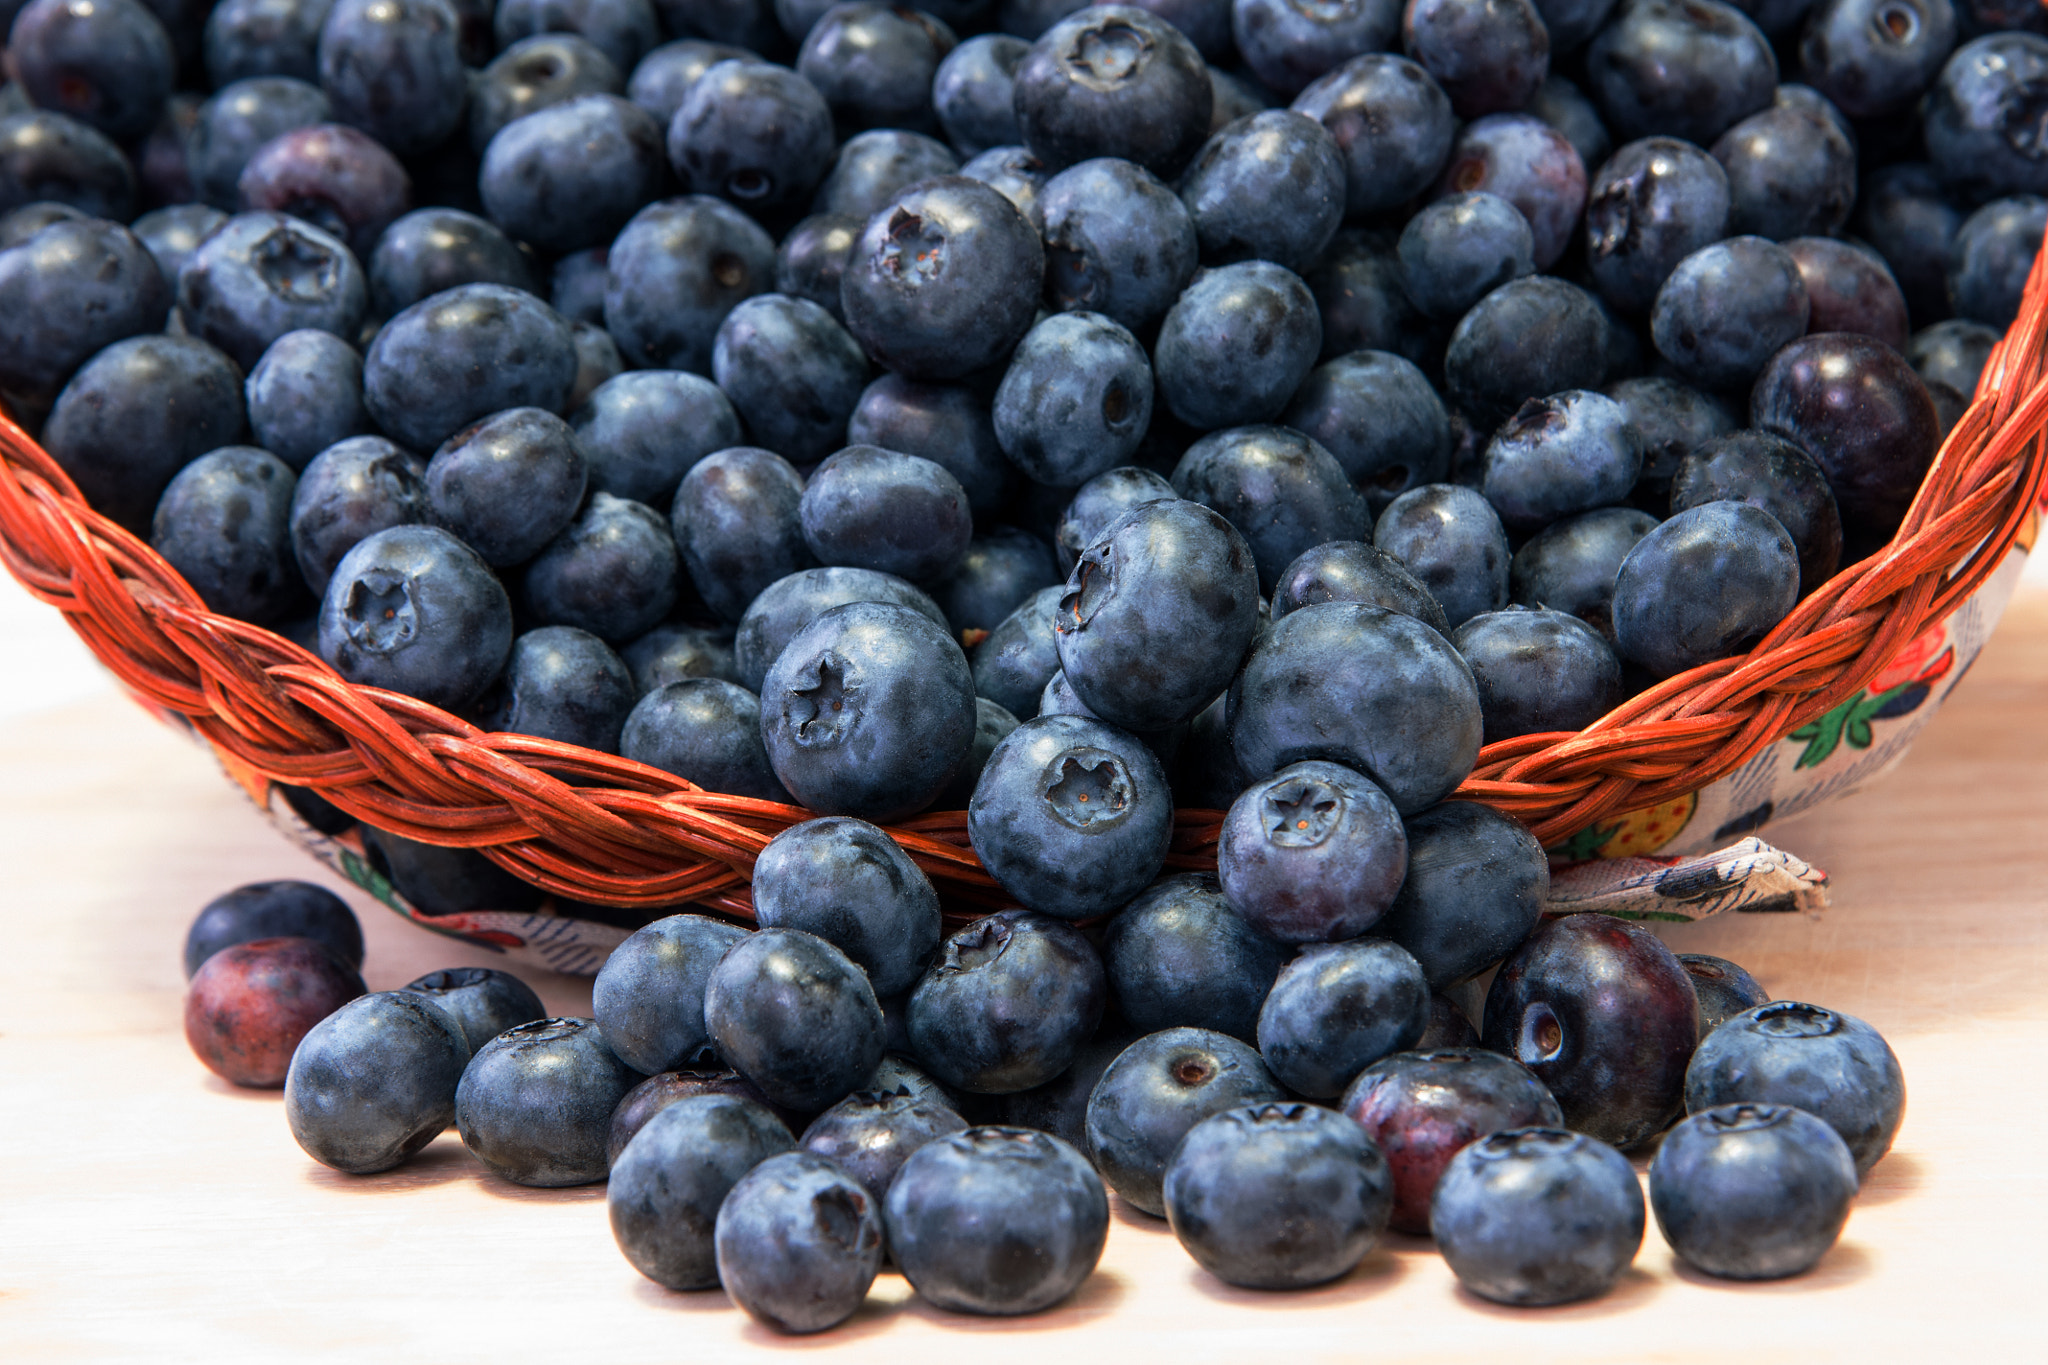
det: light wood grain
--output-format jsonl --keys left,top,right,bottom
{"left": 4, "top": 593, "right": 2046, "bottom": 1363}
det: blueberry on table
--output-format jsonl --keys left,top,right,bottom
{"left": 176, "top": 212, "right": 367, "bottom": 372}
{"left": 1231, "top": 0, "right": 1400, "bottom": 99}
{"left": 798, "top": 2, "right": 956, "bottom": 134}
{"left": 1341, "top": 1048, "right": 1562, "bottom": 1234}
{"left": 185, "top": 936, "right": 366, "bottom": 1088}
{"left": 479, "top": 94, "right": 665, "bottom": 256}
{"left": 608, "top": 1067, "right": 784, "bottom": 1165}
{"left": 1154, "top": 260, "right": 1321, "bottom": 431}
{"left": 610, "top": 1092, "right": 797, "bottom": 1290}
{"left": 246, "top": 330, "right": 371, "bottom": 475}
{"left": 753, "top": 817, "right": 941, "bottom": 999}
{"left": 602, "top": 196, "right": 777, "bottom": 375}
{"left": 576, "top": 370, "right": 741, "bottom": 513}
{"left": 1677, "top": 954, "right": 1769, "bottom": 1040}
{"left": 365, "top": 283, "right": 579, "bottom": 455}
{"left": 520, "top": 493, "right": 679, "bottom": 644}
{"left": 669, "top": 447, "right": 812, "bottom": 625}
{"left": 456, "top": 1017, "right": 644, "bottom": 1186}
{"left": 284, "top": 991, "right": 472, "bottom": 1174}
{"left": 152, "top": 445, "right": 304, "bottom": 627}
{"left": 715, "top": 1151, "right": 885, "bottom": 1333}
{"left": 935, "top": 33, "right": 1029, "bottom": 157}
{"left": 1583, "top": 0, "right": 1778, "bottom": 147}
{"left": 734, "top": 565, "right": 949, "bottom": 692}
{"left": 1670, "top": 430, "right": 1843, "bottom": 596}
{"left": 185, "top": 881, "right": 364, "bottom": 978}
{"left": 1583, "top": 137, "right": 1731, "bottom": 315}
{"left": 1290, "top": 55, "right": 1455, "bottom": 219}
{"left": 800, "top": 1089, "right": 969, "bottom": 1200}
{"left": 884, "top": 1127, "right": 1110, "bottom": 1315}
{"left": 1165, "top": 1103, "right": 1392, "bottom": 1290}
{"left": 907, "top": 910, "right": 1108, "bottom": 1093}
{"left": 1218, "top": 760, "right": 1407, "bottom": 945}
{"left": 473, "top": 625, "right": 636, "bottom": 753}
{"left": 1920, "top": 34, "right": 2048, "bottom": 204}
{"left": 1685, "top": 1000, "right": 1906, "bottom": 1177}
{"left": 469, "top": 33, "right": 624, "bottom": 154}
{"left": 0, "top": 217, "right": 171, "bottom": 410}
{"left": 399, "top": 966, "right": 546, "bottom": 1054}
{"left": 994, "top": 311, "right": 1155, "bottom": 489}
{"left": 1374, "top": 800, "right": 1548, "bottom": 990}
{"left": 0, "top": 111, "right": 136, "bottom": 222}
{"left": 706, "top": 928, "right": 887, "bottom": 1113}
{"left": 1649, "top": 236, "right": 1810, "bottom": 391}
{"left": 812, "top": 128, "right": 961, "bottom": 220}
{"left": 1430, "top": 1128, "right": 1645, "bottom": 1306}
{"left": 1171, "top": 426, "right": 1367, "bottom": 594}
{"left": 1084, "top": 1027, "right": 1284, "bottom": 1216}
{"left": 1453, "top": 607, "right": 1625, "bottom": 744}
{"left": 1443, "top": 275, "right": 1608, "bottom": 430}
{"left": 289, "top": 436, "right": 428, "bottom": 599}
{"left": 1102, "top": 873, "right": 1289, "bottom": 1042}
{"left": 1257, "top": 939, "right": 1429, "bottom": 1098}
{"left": 317, "top": 0, "right": 469, "bottom": 157}
{"left": 1650, "top": 1103, "right": 1858, "bottom": 1279}
{"left": 1482, "top": 912, "right": 1700, "bottom": 1148}
{"left": 1270, "top": 540, "right": 1448, "bottom": 633}
{"left": 8, "top": 0, "right": 177, "bottom": 143}
{"left": 1012, "top": 6, "right": 1212, "bottom": 178}
{"left": 316, "top": 524, "right": 514, "bottom": 712}
{"left": 1509, "top": 506, "right": 1660, "bottom": 642}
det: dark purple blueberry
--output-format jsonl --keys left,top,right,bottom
{"left": 1102, "top": 873, "right": 1287, "bottom": 1042}
{"left": 247, "top": 330, "right": 370, "bottom": 474}
{"left": 1650, "top": 1103, "right": 1857, "bottom": 1278}
{"left": 1856, "top": 163, "right": 1960, "bottom": 328}
{"left": 289, "top": 435, "right": 428, "bottom": 597}
{"left": 1948, "top": 194, "right": 2048, "bottom": 331}
{"left": 715, "top": 1152, "right": 884, "bottom": 1333}
{"left": 1509, "top": 506, "right": 1660, "bottom": 640}
{"left": 1584, "top": 136, "right": 1732, "bottom": 314}
{"left": 1403, "top": 0, "right": 1549, "bottom": 119}
{"left": 733, "top": 564, "right": 948, "bottom": 690}
{"left": 1678, "top": 953, "right": 1769, "bottom": 1038}
{"left": 189, "top": 77, "right": 333, "bottom": 213}
{"left": 1377, "top": 801, "right": 1547, "bottom": 989}
{"left": 1290, "top": 54, "right": 1454, "bottom": 218}
{"left": 1608, "top": 374, "right": 1735, "bottom": 503}
{"left": 1710, "top": 94, "right": 1856, "bottom": 242}
{"left": 9, "top": 0, "right": 175, "bottom": 143}
{"left": 205, "top": 0, "right": 331, "bottom": 87}
{"left": 185, "top": 881, "right": 363, "bottom": 979}
{"left": 479, "top": 94, "right": 664, "bottom": 255}
{"left": 604, "top": 195, "right": 776, "bottom": 373}
{"left": 670, "top": 445, "right": 812, "bottom": 620}
{"left": 1374, "top": 483, "right": 1510, "bottom": 629}
{"left": 1649, "top": 235, "right": 1810, "bottom": 390}
{"left": 798, "top": 2, "right": 955, "bottom": 133}
{"left": 1257, "top": 939, "right": 1428, "bottom": 1097}
{"left": 801, "top": 1089, "right": 968, "bottom": 1202}
{"left": 668, "top": 58, "right": 838, "bottom": 211}
{"left": 1584, "top": 0, "right": 1778, "bottom": 146}
{"left": 935, "top": 33, "right": 1029, "bottom": 156}
{"left": 1612, "top": 501, "right": 1799, "bottom": 676}
{"left": 609, "top": 1093, "right": 796, "bottom": 1288}
{"left": 1178, "top": 109, "right": 1344, "bottom": 274}
{"left": 493, "top": 0, "right": 659, "bottom": 70}
{"left": 151, "top": 445, "right": 303, "bottom": 626}
{"left": 1399, "top": 191, "right": 1535, "bottom": 323}
{"left": 1431, "top": 1128, "right": 1645, "bottom": 1304}
{"left": 1482, "top": 912, "right": 1699, "bottom": 1147}
{"left": 237, "top": 123, "right": 411, "bottom": 262}
{"left": 908, "top": 910, "right": 1107, "bottom": 1092}
{"left": 176, "top": 212, "right": 366, "bottom": 373}
{"left": 284, "top": 990, "right": 471, "bottom": 1172}
{"left": 473, "top": 624, "right": 636, "bottom": 751}
{"left": 846, "top": 374, "right": 1012, "bottom": 513}
{"left": 43, "top": 333, "right": 248, "bottom": 535}
{"left": 365, "top": 283, "right": 578, "bottom": 454}
{"left": 0, "top": 217, "right": 169, "bottom": 410}
{"left": 1269, "top": 540, "right": 1448, "bottom": 632}
{"left": 1482, "top": 390, "right": 1644, "bottom": 534}
{"left": 185, "top": 936, "right": 366, "bottom": 1088}
{"left": 957, "top": 142, "right": 1048, "bottom": 227}
{"left": 316, "top": 524, "right": 513, "bottom": 710}
{"left": 1454, "top": 606, "right": 1624, "bottom": 742}
{"left": 621, "top": 677, "right": 789, "bottom": 798}
{"left": 1283, "top": 352, "right": 1450, "bottom": 513}
{"left": 1154, "top": 261, "right": 1320, "bottom": 430}
{"left": 1012, "top": 5, "right": 1212, "bottom": 178}
{"left": 799, "top": 445, "right": 972, "bottom": 582}
{"left": 1231, "top": 0, "right": 1400, "bottom": 98}
{"left": 754, "top": 816, "right": 941, "bottom": 998}
{"left": 1670, "top": 429, "right": 1843, "bottom": 594}
{"left": 1040, "top": 156, "right": 1197, "bottom": 334}
{"left": 812, "top": 128, "right": 960, "bottom": 218}
{"left": 608, "top": 1067, "right": 781, "bottom": 1165}
{"left": 1341, "top": 1047, "right": 1562, "bottom": 1234}
{"left": 0, "top": 110, "right": 134, "bottom": 222}
{"left": 400, "top": 966, "right": 546, "bottom": 1053}
{"left": 359, "top": 827, "right": 544, "bottom": 915}
{"left": 935, "top": 527, "right": 1061, "bottom": 635}
{"left": 592, "top": 912, "right": 750, "bottom": 1074}
{"left": 706, "top": 927, "right": 887, "bottom": 1112}
{"left": 1434, "top": 115, "right": 1585, "bottom": 272}
{"left": 1084, "top": 1027, "right": 1285, "bottom": 1216}
{"left": 885, "top": 1127, "right": 1108, "bottom": 1314}
{"left": 425, "top": 406, "right": 586, "bottom": 567}
{"left": 1444, "top": 275, "right": 1608, "bottom": 429}
{"left": 471, "top": 33, "right": 624, "bottom": 153}
{"left": 1053, "top": 498, "right": 1263, "bottom": 731}
{"left": 621, "top": 623, "right": 740, "bottom": 693}
{"left": 1785, "top": 237, "right": 1908, "bottom": 354}
{"left": 1799, "top": 0, "right": 1952, "bottom": 119}
{"left": 1217, "top": 759, "right": 1407, "bottom": 945}
{"left": 774, "top": 211, "right": 861, "bottom": 321}
{"left": 317, "top": 0, "right": 467, "bottom": 157}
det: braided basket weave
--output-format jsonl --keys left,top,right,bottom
{"left": 5, "top": 245, "right": 2048, "bottom": 935}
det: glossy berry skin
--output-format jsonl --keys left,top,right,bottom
{"left": 1799, "top": 0, "right": 1952, "bottom": 119}
{"left": 1482, "top": 391, "right": 1644, "bottom": 535}
{"left": 1341, "top": 1048, "right": 1562, "bottom": 1234}
{"left": 1948, "top": 196, "right": 2048, "bottom": 332}
{"left": 399, "top": 967, "right": 546, "bottom": 1054}
{"left": 492, "top": 0, "right": 658, "bottom": 70}
{"left": 568, "top": 374, "right": 735, "bottom": 511}
{"left": 1455, "top": 607, "right": 1622, "bottom": 743}
{"left": 1650, "top": 1103, "right": 1857, "bottom": 1278}
{"left": 971, "top": 584, "right": 1065, "bottom": 719}
{"left": 621, "top": 624, "right": 740, "bottom": 694}
{"left": 608, "top": 1068, "right": 782, "bottom": 1165}
{"left": 754, "top": 817, "right": 941, "bottom": 999}
{"left": 1784, "top": 237, "right": 1910, "bottom": 353}
{"left": 847, "top": 375, "right": 1010, "bottom": 514}
{"left": 317, "top": 0, "right": 468, "bottom": 157}
{"left": 665, "top": 58, "right": 836, "bottom": 210}
{"left": 1584, "top": 137, "right": 1731, "bottom": 315}
{"left": 1858, "top": 164, "right": 1961, "bottom": 329}
{"left": 480, "top": 94, "right": 665, "bottom": 256}
{"left": 455, "top": 1017, "right": 642, "bottom": 1186}
{"left": 1670, "top": 431, "right": 1842, "bottom": 596}
{"left": 246, "top": 331, "right": 370, "bottom": 474}
{"left": 813, "top": 129, "right": 961, "bottom": 220}
{"left": 1374, "top": 484, "right": 1509, "bottom": 630}
{"left": 283, "top": 990, "right": 470, "bottom": 1174}
{"left": 669, "top": 447, "right": 810, "bottom": 623}
{"left": 1751, "top": 332, "right": 1939, "bottom": 547}
{"left": 1218, "top": 760, "right": 1407, "bottom": 946}
{"left": 0, "top": 217, "right": 171, "bottom": 408}
{"left": 470, "top": 34, "right": 625, "bottom": 154}
{"left": 592, "top": 913, "right": 750, "bottom": 1075}
{"left": 1230, "top": 0, "right": 1397, "bottom": 98}
{"left": 992, "top": 313, "right": 1153, "bottom": 490}
{"left": 1685, "top": 1001, "right": 1905, "bottom": 1177}
{"left": 715, "top": 1152, "right": 885, "bottom": 1334}
{"left": 935, "top": 34, "right": 1030, "bottom": 156}
{"left": 1678, "top": 954, "right": 1769, "bottom": 1040}
{"left": 705, "top": 929, "right": 887, "bottom": 1113}
{"left": 958, "top": 143, "right": 1049, "bottom": 228}
{"left": 609, "top": 1093, "right": 796, "bottom": 1290}
{"left": 799, "top": 446, "right": 971, "bottom": 584}
{"left": 1483, "top": 913, "right": 1700, "bottom": 1148}
{"left": 1258, "top": 940, "right": 1429, "bottom": 1097}
{"left": 8, "top": 0, "right": 176, "bottom": 143}
{"left": 1627, "top": 508, "right": 1819, "bottom": 667}
{"left": 603, "top": 196, "right": 776, "bottom": 375}
{"left": 908, "top": 910, "right": 1107, "bottom": 1093}
{"left": 1290, "top": 55, "right": 1455, "bottom": 219}
{"left": 364, "top": 211, "right": 532, "bottom": 320}
{"left": 235, "top": 122, "right": 410, "bottom": 262}
{"left": 425, "top": 407, "right": 587, "bottom": 568}
{"left": 1051, "top": 467, "right": 1174, "bottom": 574}
{"left": 365, "top": 284, "right": 578, "bottom": 455}
{"left": 1284, "top": 353, "right": 1451, "bottom": 513}
{"left": 1172, "top": 427, "right": 1367, "bottom": 594}
{"left": 1270, "top": 540, "right": 1447, "bottom": 633}
{"left": 799, "top": 2, "right": 955, "bottom": 133}
{"left": 1584, "top": 0, "right": 1777, "bottom": 147}
{"left": 1398, "top": 192, "right": 1534, "bottom": 322}
{"left": 152, "top": 446, "right": 303, "bottom": 627}
{"left": 131, "top": 203, "right": 229, "bottom": 291}
{"left": 1921, "top": 35, "right": 2048, "bottom": 204}
{"left": 1178, "top": 110, "right": 1344, "bottom": 274}
{"left": 316, "top": 525, "right": 514, "bottom": 712}
{"left": 1509, "top": 507, "right": 1660, "bottom": 642}
{"left": 1164, "top": 1103, "right": 1394, "bottom": 1289}
{"left": 1432, "top": 116, "right": 1586, "bottom": 273}
{"left": 1710, "top": 96, "right": 1856, "bottom": 242}
{"left": 621, "top": 678, "right": 789, "bottom": 800}
{"left": 1102, "top": 873, "right": 1289, "bottom": 1042}
{"left": 524, "top": 494, "right": 678, "bottom": 643}
{"left": 1012, "top": 6, "right": 1212, "bottom": 178}
{"left": 1444, "top": 276, "right": 1608, "bottom": 429}
{"left": 775, "top": 212, "right": 863, "bottom": 321}
{"left": 1054, "top": 499, "right": 1261, "bottom": 731}
{"left": 176, "top": 213, "right": 366, "bottom": 372}
{"left": 0, "top": 111, "right": 136, "bottom": 223}
{"left": 626, "top": 38, "right": 748, "bottom": 126}
{"left": 1431, "top": 1128, "right": 1645, "bottom": 1306}
{"left": 1154, "top": 261, "right": 1321, "bottom": 431}
{"left": 185, "top": 881, "right": 363, "bottom": 979}
{"left": 1650, "top": 236, "right": 1810, "bottom": 390}
{"left": 474, "top": 625, "right": 635, "bottom": 752}
{"left": 289, "top": 436, "right": 428, "bottom": 598}
{"left": 801, "top": 1089, "right": 969, "bottom": 1200}
{"left": 885, "top": 1127, "right": 1109, "bottom": 1315}
{"left": 1378, "top": 801, "right": 1546, "bottom": 989}
{"left": 185, "top": 936, "right": 366, "bottom": 1088}
{"left": 1084, "top": 1027, "right": 1285, "bottom": 1216}
{"left": 1039, "top": 157, "right": 1197, "bottom": 334}
{"left": 734, "top": 565, "right": 948, "bottom": 692}
{"left": 1403, "top": 0, "right": 1549, "bottom": 120}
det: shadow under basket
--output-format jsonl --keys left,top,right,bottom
{"left": 6, "top": 256, "right": 2048, "bottom": 972}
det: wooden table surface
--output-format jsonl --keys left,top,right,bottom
{"left": 3, "top": 588, "right": 2045, "bottom": 1363}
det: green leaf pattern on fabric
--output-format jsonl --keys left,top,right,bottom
{"left": 1788, "top": 682, "right": 1918, "bottom": 770}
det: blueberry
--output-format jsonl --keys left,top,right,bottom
{"left": 205, "top": 0, "right": 330, "bottom": 86}
{"left": 235, "top": 123, "right": 411, "bottom": 262}
{"left": 1269, "top": 541, "right": 1448, "bottom": 633}
{"left": 1012, "top": 6, "right": 1211, "bottom": 177}
{"left": 754, "top": 817, "right": 941, "bottom": 998}
{"left": 317, "top": 524, "right": 514, "bottom": 710}
{"left": 565, "top": 374, "right": 735, "bottom": 511}
{"left": 812, "top": 128, "right": 961, "bottom": 219}
{"left": 713, "top": 1151, "right": 885, "bottom": 1333}
{"left": 1584, "top": 136, "right": 1732, "bottom": 314}
{"left": 608, "top": 1067, "right": 785, "bottom": 1165}
{"left": 907, "top": 910, "right": 1107, "bottom": 1092}
{"left": 1341, "top": 1048, "right": 1562, "bottom": 1233}
{"left": 549, "top": 246, "right": 609, "bottom": 324}
{"left": 1908, "top": 318, "right": 1997, "bottom": 401}
{"left": 1290, "top": 55, "right": 1455, "bottom": 219}
{"left": 986, "top": 314, "right": 1152, "bottom": 490}
{"left": 935, "top": 528, "right": 1062, "bottom": 635}
{"left": 1231, "top": 0, "right": 1400, "bottom": 98}
{"left": 592, "top": 912, "right": 751, "bottom": 1074}
{"left": 1177, "top": 111, "right": 1345, "bottom": 275}
{"left": 733, "top": 564, "right": 949, "bottom": 691}
{"left": 935, "top": 33, "right": 1029, "bottom": 156}
{"left": 1373, "top": 483, "right": 1509, "bottom": 630}
{"left": 1398, "top": 192, "right": 1535, "bottom": 323}
{"left": 1482, "top": 391, "right": 1644, "bottom": 534}
{"left": 399, "top": 966, "right": 546, "bottom": 1053}
{"left": 1607, "top": 374, "right": 1737, "bottom": 504}
{"left": 369, "top": 215, "right": 538, "bottom": 342}
{"left": 131, "top": 203, "right": 230, "bottom": 291}
{"left": 1483, "top": 912, "right": 1700, "bottom": 1148}
{"left": 575, "top": 325, "right": 637, "bottom": 419}
{"left": 1670, "top": 430, "right": 1843, "bottom": 595}
{"left": 9, "top": 0, "right": 176, "bottom": 143}
{"left": 175, "top": 212, "right": 366, "bottom": 373}
{"left": 1376, "top": 801, "right": 1547, "bottom": 988}
{"left": 0, "top": 111, "right": 135, "bottom": 222}
{"left": 604, "top": 196, "right": 776, "bottom": 374}
{"left": 666, "top": 58, "right": 837, "bottom": 212}
{"left": 1650, "top": 1103, "right": 1857, "bottom": 1278}
{"left": 471, "top": 33, "right": 624, "bottom": 153}
{"left": 1154, "top": 261, "right": 1320, "bottom": 431}
{"left": 670, "top": 446, "right": 811, "bottom": 622}
{"left": 1039, "top": 157, "right": 1196, "bottom": 334}
{"left": 1710, "top": 94, "right": 1856, "bottom": 242}
{"left": 474, "top": 625, "right": 636, "bottom": 750}
{"left": 1431, "top": 1128, "right": 1645, "bottom": 1305}
{"left": 957, "top": 143, "right": 1049, "bottom": 227}
{"left": 1650, "top": 236, "right": 1810, "bottom": 390}
{"left": 1260, "top": 940, "right": 1428, "bottom": 1097}
{"left": 627, "top": 38, "right": 751, "bottom": 127}
{"left": 241, "top": 333, "right": 368, "bottom": 480}
{"left": 774, "top": 212, "right": 862, "bottom": 322}
{"left": 152, "top": 445, "right": 303, "bottom": 626}
{"left": 1677, "top": 953, "right": 1769, "bottom": 1038}
{"left": 1216, "top": 760, "right": 1407, "bottom": 946}
{"left": 479, "top": 95, "right": 665, "bottom": 256}
{"left": 801, "top": 1090, "right": 969, "bottom": 1201}
{"left": 609, "top": 1092, "right": 797, "bottom": 1289}
{"left": 1084, "top": 1027, "right": 1284, "bottom": 1215}
{"left": 365, "top": 284, "right": 578, "bottom": 454}
{"left": 1435, "top": 117, "right": 1587, "bottom": 274}
{"left": 1101, "top": 873, "right": 1288, "bottom": 1042}
{"left": 185, "top": 880, "right": 364, "bottom": 978}
{"left": 840, "top": 176, "right": 1044, "bottom": 383}
{"left": 620, "top": 677, "right": 790, "bottom": 798}
{"left": 706, "top": 927, "right": 886, "bottom": 1112}
{"left": 1171, "top": 427, "right": 1368, "bottom": 593}
{"left": 713, "top": 294, "right": 871, "bottom": 464}
{"left": 1403, "top": 0, "right": 1549, "bottom": 120}
{"left": 188, "top": 77, "right": 333, "bottom": 213}
{"left": 621, "top": 623, "right": 741, "bottom": 693}
{"left": 798, "top": 445, "right": 972, "bottom": 583}
{"left": 1924, "top": 35, "right": 2048, "bottom": 204}
{"left": 1444, "top": 275, "right": 1608, "bottom": 429}
{"left": 0, "top": 217, "right": 170, "bottom": 411}
{"left": 523, "top": 493, "right": 678, "bottom": 643}
{"left": 317, "top": 0, "right": 468, "bottom": 157}
{"left": 1282, "top": 353, "right": 1451, "bottom": 515}
{"left": 289, "top": 436, "right": 428, "bottom": 597}
{"left": 1948, "top": 195, "right": 2048, "bottom": 331}
{"left": 1531, "top": 73, "right": 1611, "bottom": 170}
{"left": 798, "top": 3, "right": 955, "bottom": 134}
{"left": 43, "top": 334, "right": 247, "bottom": 535}
{"left": 1300, "top": 227, "right": 1434, "bottom": 368}
{"left": 936, "top": 697, "right": 1023, "bottom": 808}
{"left": 969, "top": 718, "right": 1170, "bottom": 919}
{"left": 284, "top": 990, "right": 470, "bottom": 1173}
{"left": 1614, "top": 501, "right": 1798, "bottom": 676}
{"left": 1685, "top": 1000, "right": 1905, "bottom": 1176}
{"left": 845, "top": 375, "right": 1012, "bottom": 514}
{"left": 1857, "top": 164, "right": 1962, "bottom": 329}
{"left": 185, "top": 936, "right": 366, "bottom": 1088}
{"left": 1584, "top": 0, "right": 1778, "bottom": 147}
{"left": 424, "top": 406, "right": 587, "bottom": 568}
{"left": 360, "top": 826, "right": 547, "bottom": 916}
{"left": 969, "top": 584, "right": 1064, "bottom": 718}
{"left": 1050, "top": 466, "right": 1175, "bottom": 575}
{"left": 1454, "top": 607, "right": 1625, "bottom": 744}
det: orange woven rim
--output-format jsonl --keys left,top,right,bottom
{"left": 6, "top": 245, "right": 2048, "bottom": 924}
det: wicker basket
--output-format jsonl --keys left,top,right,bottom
{"left": 5, "top": 247, "right": 2046, "bottom": 961}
